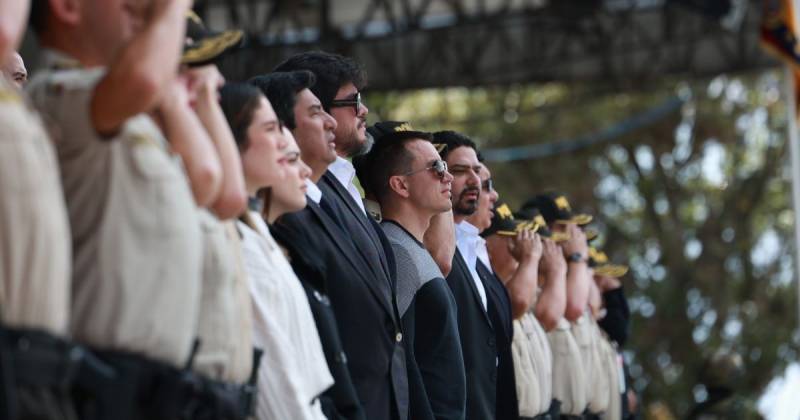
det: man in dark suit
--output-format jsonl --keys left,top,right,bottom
{"left": 467, "top": 167, "right": 519, "bottom": 420}
{"left": 432, "top": 131, "right": 499, "bottom": 420}
{"left": 248, "top": 70, "right": 366, "bottom": 420}
{"left": 273, "top": 52, "right": 409, "bottom": 420}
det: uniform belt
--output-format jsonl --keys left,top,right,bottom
{"left": 0, "top": 326, "right": 83, "bottom": 388}
{"left": 521, "top": 415, "right": 554, "bottom": 420}
{"left": 84, "top": 347, "right": 262, "bottom": 420}
{"left": 81, "top": 349, "right": 201, "bottom": 420}
{"left": 180, "top": 348, "right": 262, "bottom": 420}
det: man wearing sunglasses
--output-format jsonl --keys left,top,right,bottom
{"left": 356, "top": 121, "right": 465, "bottom": 420}
{"left": 465, "top": 163, "right": 520, "bottom": 420}
{"left": 273, "top": 52, "right": 409, "bottom": 420}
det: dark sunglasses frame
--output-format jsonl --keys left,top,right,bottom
{"left": 330, "top": 92, "right": 362, "bottom": 113}
{"left": 402, "top": 160, "right": 449, "bottom": 180}
{"left": 482, "top": 178, "right": 494, "bottom": 192}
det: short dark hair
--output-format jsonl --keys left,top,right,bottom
{"left": 432, "top": 130, "right": 478, "bottom": 161}
{"left": 29, "top": 0, "right": 49, "bottom": 34}
{"left": 219, "top": 83, "right": 264, "bottom": 150}
{"left": 248, "top": 71, "right": 316, "bottom": 130}
{"left": 273, "top": 51, "right": 366, "bottom": 112}
{"left": 354, "top": 137, "right": 423, "bottom": 203}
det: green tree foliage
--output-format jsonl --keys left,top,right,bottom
{"left": 366, "top": 70, "right": 799, "bottom": 418}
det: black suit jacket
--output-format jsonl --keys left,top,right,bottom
{"left": 274, "top": 174, "right": 408, "bottom": 420}
{"left": 476, "top": 261, "right": 519, "bottom": 420}
{"left": 446, "top": 249, "right": 497, "bottom": 420}
{"left": 270, "top": 226, "right": 366, "bottom": 420}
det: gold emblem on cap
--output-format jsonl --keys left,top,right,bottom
{"left": 182, "top": 30, "right": 244, "bottom": 65}
{"left": 497, "top": 204, "right": 513, "bottom": 220}
{"left": 555, "top": 196, "right": 571, "bottom": 211}
{"left": 595, "top": 264, "right": 629, "bottom": 277}
{"left": 589, "top": 247, "right": 609, "bottom": 264}
{"left": 394, "top": 123, "right": 414, "bottom": 132}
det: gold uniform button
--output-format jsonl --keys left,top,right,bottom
{"left": 395, "top": 332, "right": 403, "bottom": 342}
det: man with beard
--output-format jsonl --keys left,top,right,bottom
{"left": 273, "top": 52, "right": 408, "bottom": 420}
{"left": 467, "top": 168, "right": 520, "bottom": 420}
{"left": 432, "top": 130, "right": 498, "bottom": 419}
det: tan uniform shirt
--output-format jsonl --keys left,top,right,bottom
{"left": 598, "top": 334, "right": 622, "bottom": 420}
{"left": 27, "top": 50, "right": 202, "bottom": 366}
{"left": 585, "top": 318, "right": 610, "bottom": 414}
{"left": 0, "top": 78, "right": 71, "bottom": 334}
{"left": 194, "top": 212, "right": 253, "bottom": 383}
{"left": 547, "top": 318, "right": 587, "bottom": 415}
{"left": 512, "top": 312, "right": 553, "bottom": 416}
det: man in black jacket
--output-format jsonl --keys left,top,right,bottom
{"left": 273, "top": 52, "right": 409, "bottom": 420}
{"left": 433, "top": 131, "right": 499, "bottom": 420}
{"left": 356, "top": 121, "right": 467, "bottom": 420}
{"left": 249, "top": 70, "right": 366, "bottom": 420}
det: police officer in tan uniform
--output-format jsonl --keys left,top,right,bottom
{"left": 483, "top": 203, "right": 561, "bottom": 419}
{"left": 589, "top": 249, "right": 629, "bottom": 420}
{"left": 27, "top": 0, "right": 224, "bottom": 418}
{"left": 519, "top": 195, "right": 595, "bottom": 419}
{"left": 179, "top": 14, "right": 263, "bottom": 417}
{"left": 0, "top": 1, "right": 79, "bottom": 418}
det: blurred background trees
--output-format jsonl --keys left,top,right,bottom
{"left": 366, "top": 69, "right": 799, "bottom": 418}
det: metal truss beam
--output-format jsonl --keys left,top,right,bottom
{"left": 194, "top": 0, "right": 776, "bottom": 92}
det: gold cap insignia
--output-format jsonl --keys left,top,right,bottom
{"left": 588, "top": 247, "right": 609, "bottom": 264}
{"left": 394, "top": 123, "right": 414, "bottom": 132}
{"left": 497, "top": 204, "right": 513, "bottom": 220}
{"left": 555, "top": 196, "right": 571, "bottom": 211}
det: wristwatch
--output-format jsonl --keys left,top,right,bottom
{"left": 567, "top": 252, "right": 585, "bottom": 263}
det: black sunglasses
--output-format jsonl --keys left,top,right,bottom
{"left": 330, "top": 92, "right": 363, "bottom": 113}
{"left": 482, "top": 178, "right": 494, "bottom": 192}
{"left": 402, "top": 160, "right": 449, "bottom": 180}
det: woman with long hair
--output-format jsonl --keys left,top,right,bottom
{"left": 220, "top": 83, "right": 332, "bottom": 420}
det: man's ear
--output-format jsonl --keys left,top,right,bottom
{"left": 388, "top": 175, "right": 410, "bottom": 199}
{"left": 49, "top": 0, "right": 82, "bottom": 27}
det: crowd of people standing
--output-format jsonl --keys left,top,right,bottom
{"left": 1, "top": 0, "right": 640, "bottom": 419}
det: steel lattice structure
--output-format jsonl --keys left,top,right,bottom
{"left": 195, "top": 0, "right": 776, "bottom": 91}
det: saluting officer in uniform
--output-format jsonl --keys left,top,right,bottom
{"left": 519, "top": 195, "right": 593, "bottom": 420}
{"left": 177, "top": 12, "right": 264, "bottom": 419}
{"left": 0, "top": 1, "right": 76, "bottom": 418}
{"left": 27, "top": 0, "right": 217, "bottom": 418}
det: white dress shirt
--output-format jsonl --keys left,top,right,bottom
{"left": 475, "top": 239, "right": 494, "bottom": 274}
{"left": 455, "top": 221, "right": 488, "bottom": 311}
{"left": 328, "top": 156, "right": 366, "bottom": 214}
{"left": 305, "top": 179, "right": 322, "bottom": 204}
{"left": 238, "top": 213, "right": 333, "bottom": 420}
